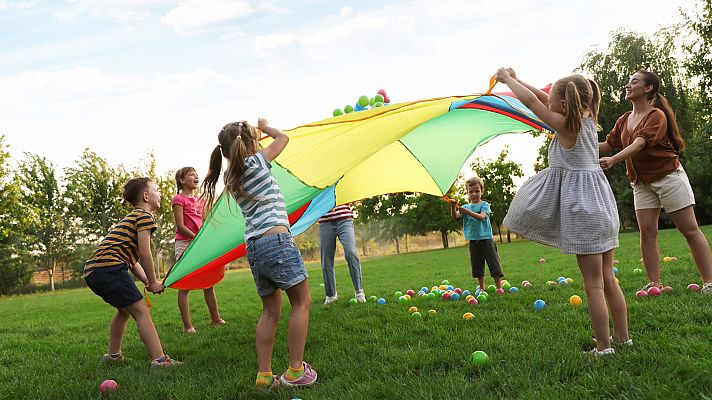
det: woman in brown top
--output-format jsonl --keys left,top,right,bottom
{"left": 599, "top": 70, "right": 712, "bottom": 294}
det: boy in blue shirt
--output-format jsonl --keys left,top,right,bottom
{"left": 450, "top": 177, "right": 504, "bottom": 291}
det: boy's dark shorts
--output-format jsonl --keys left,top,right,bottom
{"left": 85, "top": 265, "right": 143, "bottom": 309}
{"left": 469, "top": 239, "right": 504, "bottom": 278}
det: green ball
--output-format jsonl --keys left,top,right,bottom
{"left": 369, "top": 295, "right": 377, "bottom": 302}
{"left": 369, "top": 97, "right": 375, "bottom": 106}
{"left": 358, "top": 95, "right": 369, "bottom": 107}
{"left": 502, "top": 283, "right": 511, "bottom": 290}
{"left": 633, "top": 268, "right": 643, "bottom": 274}
{"left": 442, "top": 280, "right": 450, "bottom": 285}
{"left": 411, "top": 311, "right": 422, "bottom": 319}
{"left": 344, "top": 105, "right": 354, "bottom": 113}
{"left": 395, "top": 291, "right": 403, "bottom": 298}
{"left": 399, "top": 296, "right": 408, "bottom": 303}
{"left": 427, "top": 292, "right": 436, "bottom": 299}
{"left": 374, "top": 102, "right": 384, "bottom": 107}
{"left": 476, "top": 294, "right": 487, "bottom": 303}
{"left": 470, "top": 350, "right": 488, "bottom": 366}
{"left": 486, "top": 285, "right": 496, "bottom": 293}
{"left": 375, "top": 94, "right": 384, "bottom": 103}
{"left": 349, "top": 298, "right": 358, "bottom": 305}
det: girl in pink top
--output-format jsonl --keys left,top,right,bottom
{"left": 172, "top": 167, "right": 225, "bottom": 333}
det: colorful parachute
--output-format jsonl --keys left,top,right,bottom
{"left": 163, "top": 91, "right": 552, "bottom": 289}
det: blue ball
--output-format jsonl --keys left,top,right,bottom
{"left": 474, "top": 289, "right": 481, "bottom": 297}
{"left": 446, "top": 285, "right": 455, "bottom": 291}
{"left": 421, "top": 287, "right": 429, "bottom": 293}
{"left": 462, "top": 290, "right": 471, "bottom": 297}
{"left": 509, "top": 287, "right": 519, "bottom": 293}
{"left": 377, "top": 298, "right": 386, "bottom": 305}
{"left": 613, "top": 267, "right": 619, "bottom": 274}
{"left": 534, "top": 299, "right": 546, "bottom": 311}
{"left": 451, "top": 293, "right": 461, "bottom": 301}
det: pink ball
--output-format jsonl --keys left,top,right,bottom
{"left": 539, "top": 258, "right": 546, "bottom": 263}
{"left": 613, "top": 259, "right": 619, "bottom": 265}
{"left": 406, "top": 289, "right": 415, "bottom": 296}
{"left": 635, "top": 290, "right": 648, "bottom": 298}
{"left": 647, "top": 287, "right": 661, "bottom": 296}
{"left": 495, "top": 288, "right": 505, "bottom": 295}
{"left": 661, "top": 286, "right": 673, "bottom": 293}
{"left": 454, "top": 288, "right": 463, "bottom": 294}
{"left": 468, "top": 298, "right": 478, "bottom": 305}
{"left": 377, "top": 89, "right": 387, "bottom": 96}
{"left": 521, "top": 281, "right": 529, "bottom": 285}
{"left": 99, "top": 380, "right": 118, "bottom": 393}
{"left": 688, "top": 283, "right": 701, "bottom": 292}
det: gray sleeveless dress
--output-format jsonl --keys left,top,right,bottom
{"left": 503, "top": 118, "right": 619, "bottom": 254}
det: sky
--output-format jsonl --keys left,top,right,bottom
{"left": 0, "top": 0, "right": 693, "bottom": 184}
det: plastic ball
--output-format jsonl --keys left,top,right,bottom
{"left": 344, "top": 105, "right": 354, "bottom": 113}
{"left": 521, "top": 280, "right": 529, "bottom": 286}
{"left": 408, "top": 306, "right": 418, "bottom": 314}
{"left": 320, "top": 283, "right": 325, "bottom": 287}
{"left": 439, "top": 285, "right": 447, "bottom": 290}
{"left": 486, "top": 285, "right": 496, "bottom": 293}
{"left": 377, "top": 298, "right": 386, "bottom": 305}
{"left": 647, "top": 287, "right": 661, "bottom": 296}
{"left": 406, "top": 290, "right": 415, "bottom": 297}
{"left": 463, "top": 312, "right": 474, "bottom": 321}
{"left": 446, "top": 285, "right": 455, "bottom": 291}
{"left": 383, "top": 96, "right": 390, "bottom": 103}
{"left": 421, "top": 287, "right": 429, "bottom": 293}
{"left": 663, "top": 256, "right": 672, "bottom": 263}
{"left": 539, "top": 258, "right": 546, "bottom": 263}
{"left": 441, "top": 292, "right": 451, "bottom": 300}
{"left": 633, "top": 268, "right": 644, "bottom": 275}
{"left": 502, "top": 283, "right": 511, "bottom": 290}
{"left": 411, "top": 311, "right": 422, "bottom": 319}
{"left": 613, "top": 259, "right": 619, "bottom": 265}
{"left": 613, "top": 267, "right": 619, "bottom": 274}
{"left": 533, "top": 300, "right": 546, "bottom": 311}
{"left": 454, "top": 288, "right": 463, "bottom": 294}
{"left": 332, "top": 109, "right": 344, "bottom": 117}
{"left": 358, "top": 95, "right": 369, "bottom": 107}
{"left": 688, "top": 283, "right": 701, "bottom": 292}
{"left": 495, "top": 288, "right": 505, "bottom": 295}
{"left": 635, "top": 290, "right": 648, "bottom": 298}
{"left": 404, "top": 294, "right": 411, "bottom": 301}
{"left": 546, "top": 281, "right": 557, "bottom": 287}
{"left": 375, "top": 94, "right": 384, "bottom": 103}
{"left": 523, "top": 282, "right": 533, "bottom": 288}
{"left": 377, "top": 89, "right": 387, "bottom": 96}
{"left": 671, "top": 256, "right": 678, "bottom": 261}
{"left": 476, "top": 294, "right": 487, "bottom": 303}
{"left": 566, "top": 278, "right": 573, "bottom": 283}
{"left": 349, "top": 298, "right": 358, "bottom": 305}
{"left": 394, "top": 291, "right": 403, "bottom": 298}
{"left": 468, "top": 298, "right": 478, "bottom": 305}
{"left": 399, "top": 296, "right": 408, "bottom": 303}
{"left": 427, "top": 292, "right": 436, "bottom": 299}
{"left": 427, "top": 309, "right": 437, "bottom": 316}
{"left": 450, "top": 293, "right": 460, "bottom": 301}
{"left": 509, "top": 287, "right": 519, "bottom": 293}
{"left": 465, "top": 295, "right": 475, "bottom": 302}
{"left": 462, "top": 290, "right": 471, "bottom": 297}
{"left": 99, "top": 380, "right": 118, "bottom": 393}
{"left": 369, "top": 295, "right": 378, "bottom": 302}
{"left": 661, "top": 286, "right": 673, "bottom": 293}
{"left": 569, "top": 295, "right": 582, "bottom": 306}
{"left": 369, "top": 97, "right": 376, "bottom": 106}
{"left": 442, "top": 280, "right": 450, "bottom": 285}
{"left": 470, "top": 351, "right": 488, "bottom": 366}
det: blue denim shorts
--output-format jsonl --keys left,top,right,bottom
{"left": 246, "top": 232, "right": 308, "bottom": 297}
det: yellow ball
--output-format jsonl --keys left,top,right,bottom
{"left": 439, "top": 285, "right": 447, "bottom": 290}
{"left": 404, "top": 294, "right": 411, "bottom": 301}
{"left": 408, "top": 306, "right": 418, "bottom": 314}
{"left": 663, "top": 256, "right": 672, "bottom": 263}
{"left": 501, "top": 280, "right": 509, "bottom": 285}
{"left": 463, "top": 312, "right": 474, "bottom": 320}
{"left": 428, "top": 309, "right": 437, "bottom": 316}
{"left": 566, "top": 278, "right": 573, "bottom": 283}
{"left": 569, "top": 295, "right": 582, "bottom": 306}
{"left": 465, "top": 295, "right": 475, "bottom": 302}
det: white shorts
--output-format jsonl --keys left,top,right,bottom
{"left": 633, "top": 166, "right": 695, "bottom": 213}
{"left": 174, "top": 239, "right": 191, "bottom": 262}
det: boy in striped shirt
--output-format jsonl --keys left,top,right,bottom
{"left": 84, "top": 177, "right": 181, "bottom": 368}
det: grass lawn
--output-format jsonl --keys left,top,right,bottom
{"left": 1, "top": 226, "right": 712, "bottom": 399}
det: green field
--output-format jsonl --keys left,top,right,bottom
{"left": 2, "top": 227, "right": 712, "bottom": 399}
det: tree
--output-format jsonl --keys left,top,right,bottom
{"left": 354, "top": 193, "right": 415, "bottom": 254}
{"left": 578, "top": 28, "right": 693, "bottom": 229}
{"left": 407, "top": 188, "right": 462, "bottom": 249}
{"left": 64, "top": 149, "right": 130, "bottom": 243}
{"left": 0, "top": 136, "right": 35, "bottom": 295}
{"left": 471, "top": 147, "right": 523, "bottom": 243}
{"left": 16, "top": 153, "right": 72, "bottom": 291}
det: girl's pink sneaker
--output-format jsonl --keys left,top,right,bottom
{"left": 279, "top": 362, "right": 317, "bottom": 387}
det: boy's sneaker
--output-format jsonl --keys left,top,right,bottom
{"left": 355, "top": 291, "right": 366, "bottom": 303}
{"left": 150, "top": 355, "right": 183, "bottom": 368}
{"left": 587, "top": 347, "right": 615, "bottom": 357}
{"left": 279, "top": 362, "right": 318, "bottom": 387}
{"left": 101, "top": 353, "right": 124, "bottom": 363}
{"left": 701, "top": 282, "right": 712, "bottom": 294}
{"left": 324, "top": 296, "right": 338, "bottom": 305}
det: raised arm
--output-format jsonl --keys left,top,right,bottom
{"left": 258, "top": 118, "right": 289, "bottom": 162}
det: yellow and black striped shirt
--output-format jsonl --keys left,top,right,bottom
{"left": 84, "top": 209, "right": 157, "bottom": 276}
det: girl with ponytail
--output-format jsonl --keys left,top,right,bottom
{"left": 600, "top": 70, "right": 712, "bottom": 294}
{"left": 497, "top": 68, "right": 628, "bottom": 357}
{"left": 201, "top": 118, "right": 317, "bottom": 389}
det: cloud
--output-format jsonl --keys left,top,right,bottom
{"left": 57, "top": 0, "right": 171, "bottom": 23}
{"left": 0, "top": 0, "right": 35, "bottom": 10}
{"left": 160, "top": 1, "right": 289, "bottom": 35}
{"left": 254, "top": 33, "right": 296, "bottom": 57}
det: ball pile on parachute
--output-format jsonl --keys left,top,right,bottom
{"left": 332, "top": 89, "right": 391, "bottom": 117}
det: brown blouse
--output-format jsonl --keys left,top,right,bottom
{"left": 605, "top": 109, "right": 680, "bottom": 184}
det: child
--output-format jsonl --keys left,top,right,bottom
{"left": 599, "top": 69, "right": 712, "bottom": 294}
{"left": 496, "top": 68, "right": 630, "bottom": 356}
{"left": 450, "top": 177, "right": 504, "bottom": 292}
{"left": 84, "top": 177, "right": 182, "bottom": 367}
{"left": 201, "top": 119, "right": 316, "bottom": 389}
{"left": 172, "top": 166, "right": 226, "bottom": 333}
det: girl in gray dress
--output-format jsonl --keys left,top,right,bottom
{"left": 495, "top": 68, "right": 630, "bottom": 357}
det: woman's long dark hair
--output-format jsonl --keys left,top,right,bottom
{"left": 637, "top": 69, "right": 685, "bottom": 153}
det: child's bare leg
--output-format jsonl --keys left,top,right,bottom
{"left": 284, "top": 280, "right": 312, "bottom": 369}
{"left": 602, "top": 250, "right": 629, "bottom": 341}
{"left": 577, "top": 254, "right": 611, "bottom": 350}
{"left": 108, "top": 308, "right": 130, "bottom": 354}
{"left": 203, "top": 287, "right": 223, "bottom": 323}
{"left": 178, "top": 289, "right": 193, "bottom": 331}
{"left": 493, "top": 276, "right": 502, "bottom": 289}
{"left": 671, "top": 206, "right": 712, "bottom": 283}
{"left": 256, "top": 290, "right": 282, "bottom": 373}
{"left": 637, "top": 208, "right": 661, "bottom": 285}
{"left": 477, "top": 276, "right": 485, "bottom": 291}
{"left": 123, "top": 300, "right": 164, "bottom": 360}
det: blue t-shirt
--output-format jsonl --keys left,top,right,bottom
{"left": 461, "top": 202, "right": 493, "bottom": 240}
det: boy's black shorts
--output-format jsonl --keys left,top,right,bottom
{"left": 85, "top": 265, "right": 143, "bottom": 309}
{"left": 469, "top": 239, "right": 504, "bottom": 278}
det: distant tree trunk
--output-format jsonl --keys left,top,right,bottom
{"left": 496, "top": 221, "right": 503, "bottom": 243}
{"left": 394, "top": 236, "right": 400, "bottom": 254}
{"left": 507, "top": 231, "right": 511, "bottom": 243}
{"left": 361, "top": 241, "right": 367, "bottom": 257}
{"left": 441, "top": 230, "right": 449, "bottom": 249}
{"left": 405, "top": 234, "right": 409, "bottom": 252}
{"left": 48, "top": 264, "right": 55, "bottom": 291}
